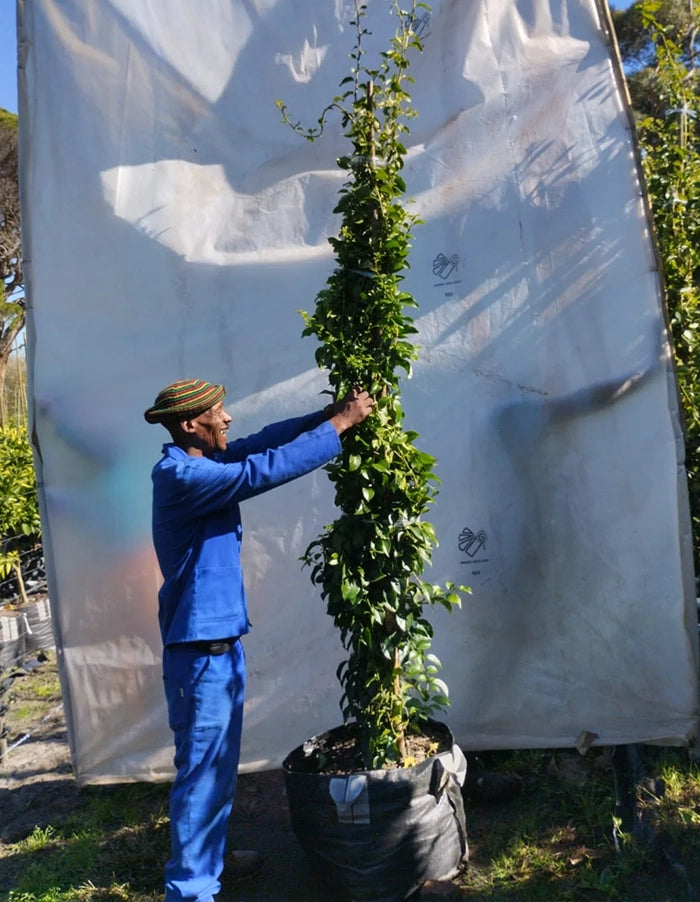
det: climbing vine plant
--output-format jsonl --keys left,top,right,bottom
{"left": 278, "top": 1, "right": 465, "bottom": 769}
{"left": 635, "top": 0, "right": 700, "bottom": 574}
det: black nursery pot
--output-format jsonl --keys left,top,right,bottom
{"left": 282, "top": 720, "right": 469, "bottom": 902}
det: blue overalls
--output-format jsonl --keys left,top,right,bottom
{"left": 163, "top": 640, "right": 246, "bottom": 901}
{"left": 151, "top": 413, "right": 340, "bottom": 901}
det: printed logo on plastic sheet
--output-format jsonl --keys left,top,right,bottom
{"left": 329, "top": 774, "right": 370, "bottom": 825}
{"left": 432, "top": 251, "right": 462, "bottom": 297}
{"left": 458, "top": 526, "right": 489, "bottom": 576}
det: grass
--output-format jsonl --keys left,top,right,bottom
{"left": 2, "top": 661, "right": 62, "bottom": 738}
{"left": 3, "top": 659, "right": 700, "bottom": 901}
{"left": 2, "top": 784, "right": 170, "bottom": 902}
{"left": 454, "top": 746, "right": 700, "bottom": 901}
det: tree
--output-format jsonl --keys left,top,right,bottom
{"left": 611, "top": 0, "right": 700, "bottom": 118}
{"left": 0, "top": 108, "right": 26, "bottom": 405}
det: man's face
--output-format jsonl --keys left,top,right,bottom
{"left": 189, "top": 401, "right": 232, "bottom": 454}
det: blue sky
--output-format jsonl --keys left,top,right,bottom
{"left": 0, "top": 0, "right": 634, "bottom": 118}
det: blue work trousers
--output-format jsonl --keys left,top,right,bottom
{"left": 162, "top": 640, "right": 246, "bottom": 902}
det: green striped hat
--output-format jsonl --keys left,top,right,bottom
{"left": 144, "top": 379, "right": 225, "bottom": 424}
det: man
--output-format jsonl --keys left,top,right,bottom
{"left": 144, "top": 378, "right": 373, "bottom": 902}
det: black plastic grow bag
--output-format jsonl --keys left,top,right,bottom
{"left": 283, "top": 721, "right": 468, "bottom": 902}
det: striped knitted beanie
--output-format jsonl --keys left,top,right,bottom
{"left": 144, "top": 379, "right": 225, "bottom": 424}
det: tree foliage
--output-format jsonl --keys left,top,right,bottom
{"left": 279, "top": 1, "right": 465, "bottom": 769}
{"left": 612, "top": 0, "right": 700, "bottom": 117}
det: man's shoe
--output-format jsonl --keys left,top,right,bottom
{"left": 222, "top": 849, "right": 264, "bottom": 882}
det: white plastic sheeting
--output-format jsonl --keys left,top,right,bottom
{"left": 17, "top": 0, "right": 698, "bottom": 785}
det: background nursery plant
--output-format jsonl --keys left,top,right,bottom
{"left": 0, "top": 419, "right": 41, "bottom": 600}
{"left": 278, "top": 0, "right": 466, "bottom": 771}
{"left": 632, "top": 0, "right": 700, "bottom": 574}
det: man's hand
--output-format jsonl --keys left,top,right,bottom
{"left": 328, "top": 389, "right": 374, "bottom": 435}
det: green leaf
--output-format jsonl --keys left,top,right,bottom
{"left": 348, "top": 454, "right": 362, "bottom": 471}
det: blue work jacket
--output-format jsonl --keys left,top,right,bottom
{"left": 151, "top": 411, "right": 341, "bottom": 646}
